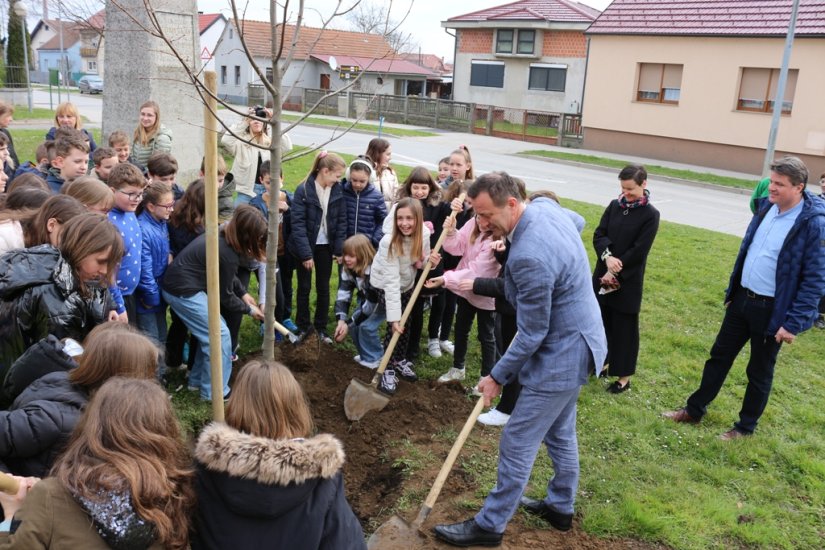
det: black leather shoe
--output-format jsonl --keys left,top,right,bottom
{"left": 519, "top": 496, "right": 573, "bottom": 531}
{"left": 432, "top": 518, "right": 502, "bottom": 547}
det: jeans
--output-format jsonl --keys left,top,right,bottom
{"left": 686, "top": 288, "right": 782, "bottom": 433}
{"left": 295, "top": 244, "right": 333, "bottom": 333}
{"left": 162, "top": 290, "right": 232, "bottom": 401}
{"left": 351, "top": 303, "right": 386, "bottom": 363}
{"left": 234, "top": 192, "right": 254, "bottom": 206}
{"left": 475, "top": 386, "right": 581, "bottom": 534}
{"left": 453, "top": 298, "right": 498, "bottom": 377}
{"left": 136, "top": 309, "right": 168, "bottom": 347}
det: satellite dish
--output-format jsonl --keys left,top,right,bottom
{"left": 328, "top": 56, "right": 338, "bottom": 71}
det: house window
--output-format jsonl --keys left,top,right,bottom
{"left": 637, "top": 63, "right": 683, "bottom": 104}
{"left": 88, "top": 61, "right": 97, "bottom": 72}
{"left": 528, "top": 64, "right": 566, "bottom": 92}
{"left": 320, "top": 74, "right": 330, "bottom": 90}
{"left": 495, "top": 29, "right": 536, "bottom": 55}
{"left": 234, "top": 66, "right": 241, "bottom": 86}
{"left": 265, "top": 67, "right": 273, "bottom": 82}
{"left": 470, "top": 61, "right": 505, "bottom": 88}
{"left": 220, "top": 65, "right": 227, "bottom": 85}
{"left": 229, "top": 27, "right": 233, "bottom": 39}
{"left": 737, "top": 67, "right": 798, "bottom": 114}
{"left": 495, "top": 30, "right": 514, "bottom": 53}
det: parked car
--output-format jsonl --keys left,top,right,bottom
{"left": 78, "top": 75, "right": 103, "bottom": 94}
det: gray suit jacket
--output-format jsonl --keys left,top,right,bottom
{"left": 491, "top": 198, "right": 607, "bottom": 392}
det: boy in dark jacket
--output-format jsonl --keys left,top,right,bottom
{"left": 46, "top": 132, "right": 89, "bottom": 194}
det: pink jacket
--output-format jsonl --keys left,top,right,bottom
{"left": 442, "top": 217, "right": 500, "bottom": 311}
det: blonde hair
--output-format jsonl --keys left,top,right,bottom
{"left": 54, "top": 102, "right": 82, "bottom": 129}
{"left": 226, "top": 360, "right": 313, "bottom": 440}
{"left": 306, "top": 150, "right": 345, "bottom": 182}
{"left": 134, "top": 100, "right": 161, "bottom": 146}
{"left": 342, "top": 234, "right": 376, "bottom": 278}
{"left": 69, "top": 322, "right": 158, "bottom": 390}
{"left": 62, "top": 176, "right": 115, "bottom": 212}
{"left": 390, "top": 198, "right": 424, "bottom": 261}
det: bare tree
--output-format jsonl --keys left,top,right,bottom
{"left": 347, "top": 0, "right": 418, "bottom": 53}
{"left": 105, "top": 0, "right": 405, "bottom": 360}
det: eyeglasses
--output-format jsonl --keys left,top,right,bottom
{"left": 155, "top": 201, "right": 175, "bottom": 211}
{"left": 117, "top": 189, "right": 144, "bottom": 201}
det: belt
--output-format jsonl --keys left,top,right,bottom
{"left": 744, "top": 288, "right": 774, "bottom": 302}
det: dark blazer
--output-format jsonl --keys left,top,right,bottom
{"left": 592, "top": 200, "right": 660, "bottom": 314}
{"left": 287, "top": 176, "right": 346, "bottom": 260}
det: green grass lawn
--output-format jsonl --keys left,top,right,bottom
{"left": 520, "top": 150, "right": 757, "bottom": 190}
{"left": 281, "top": 113, "right": 438, "bottom": 138}
{"left": 12, "top": 106, "right": 69, "bottom": 120}
{"left": 475, "top": 118, "right": 559, "bottom": 138}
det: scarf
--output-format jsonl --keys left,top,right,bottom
{"left": 619, "top": 189, "right": 650, "bottom": 211}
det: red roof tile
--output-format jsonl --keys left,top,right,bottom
{"left": 448, "top": 0, "right": 600, "bottom": 23}
{"left": 38, "top": 23, "right": 80, "bottom": 50}
{"left": 311, "top": 54, "right": 438, "bottom": 77}
{"left": 400, "top": 53, "right": 453, "bottom": 74}
{"left": 587, "top": 0, "right": 825, "bottom": 36}
{"left": 229, "top": 19, "right": 395, "bottom": 61}
{"left": 199, "top": 13, "right": 224, "bottom": 34}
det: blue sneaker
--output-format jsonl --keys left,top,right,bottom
{"left": 282, "top": 318, "right": 299, "bottom": 332}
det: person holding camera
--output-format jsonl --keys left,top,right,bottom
{"left": 221, "top": 106, "right": 293, "bottom": 206}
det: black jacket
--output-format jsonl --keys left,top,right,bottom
{"left": 0, "top": 245, "right": 108, "bottom": 382}
{"left": 0, "top": 371, "right": 88, "bottom": 477}
{"left": 287, "top": 176, "right": 346, "bottom": 260}
{"left": 192, "top": 423, "right": 365, "bottom": 550}
{"left": 473, "top": 240, "right": 515, "bottom": 316}
{"left": 592, "top": 200, "right": 660, "bottom": 314}
{"left": 1, "top": 335, "right": 78, "bottom": 408}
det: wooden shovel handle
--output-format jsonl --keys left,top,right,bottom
{"left": 272, "top": 320, "right": 292, "bottom": 337}
{"left": 413, "top": 396, "right": 485, "bottom": 527}
{"left": 373, "top": 194, "right": 467, "bottom": 380}
{"left": 0, "top": 471, "right": 20, "bottom": 495}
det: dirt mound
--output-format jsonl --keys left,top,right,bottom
{"left": 253, "top": 345, "right": 668, "bottom": 550}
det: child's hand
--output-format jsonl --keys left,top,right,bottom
{"left": 278, "top": 201, "right": 289, "bottom": 212}
{"left": 491, "top": 239, "right": 506, "bottom": 252}
{"left": 0, "top": 475, "right": 39, "bottom": 521}
{"left": 428, "top": 250, "right": 441, "bottom": 267}
{"left": 334, "top": 320, "right": 348, "bottom": 342}
{"left": 333, "top": 256, "right": 343, "bottom": 265}
{"left": 424, "top": 276, "right": 444, "bottom": 289}
{"left": 443, "top": 216, "right": 456, "bottom": 235}
{"left": 248, "top": 304, "right": 265, "bottom": 321}
{"left": 391, "top": 321, "right": 404, "bottom": 335}
{"left": 450, "top": 197, "right": 464, "bottom": 212}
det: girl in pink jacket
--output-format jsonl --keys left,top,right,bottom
{"left": 425, "top": 200, "right": 500, "bottom": 391}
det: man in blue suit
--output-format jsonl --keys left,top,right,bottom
{"left": 433, "top": 172, "right": 607, "bottom": 547}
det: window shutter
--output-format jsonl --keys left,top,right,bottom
{"left": 662, "top": 64, "right": 682, "bottom": 89}
{"left": 739, "top": 68, "right": 770, "bottom": 101}
{"left": 638, "top": 63, "right": 663, "bottom": 92}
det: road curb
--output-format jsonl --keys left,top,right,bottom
{"left": 518, "top": 154, "right": 752, "bottom": 196}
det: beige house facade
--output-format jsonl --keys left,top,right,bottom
{"left": 583, "top": 1, "right": 825, "bottom": 174}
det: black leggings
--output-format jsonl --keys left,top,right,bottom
{"left": 382, "top": 288, "right": 414, "bottom": 363}
{"left": 295, "top": 244, "right": 333, "bottom": 333}
{"left": 495, "top": 312, "right": 521, "bottom": 415}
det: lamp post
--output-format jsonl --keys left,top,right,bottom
{"left": 12, "top": 1, "right": 33, "bottom": 114}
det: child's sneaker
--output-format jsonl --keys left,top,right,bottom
{"left": 393, "top": 359, "right": 418, "bottom": 382}
{"left": 427, "top": 338, "right": 442, "bottom": 358}
{"left": 439, "top": 340, "right": 455, "bottom": 355}
{"left": 318, "top": 331, "right": 333, "bottom": 345}
{"left": 438, "top": 367, "right": 465, "bottom": 383}
{"left": 357, "top": 357, "right": 380, "bottom": 370}
{"left": 282, "top": 318, "right": 299, "bottom": 332}
{"left": 378, "top": 369, "right": 398, "bottom": 395}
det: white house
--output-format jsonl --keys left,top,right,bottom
{"left": 198, "top": 13, "right": 226, "bottom": 73}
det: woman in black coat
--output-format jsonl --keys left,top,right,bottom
{"left": 592, "top": 165, "right": 660, "bottom": 393}
{"left": 193, "top": 360, "right": 365, "bottom": 550}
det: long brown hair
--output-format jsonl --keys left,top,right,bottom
{"left": 390, "top": 198, "right": 424, "bottom": 260}
{"left": 25, "top": 195, "right": 86, "bottom": 247}
{"left": 52, "top": 377, "right": 194, "bottom": 550}
{"left": 134, "top": 100, "right": 161, "bottom": 146}
{"left": 61, "top": 176, "right": 115, "bottom": 213}
{"left": 69, "top": 322, "right": 158, "bottom": 390}
{"left": 223, "top": 204, "right": 267, "bottom": 261}
{"left": 365, "top": 138, "right": 393, "bottom": 177}
{"left": 226, "top": 360, "right": 313, "bottom": 440}
{"left": 169, "top": 179, "right": 204, "bottom": 234}
{"left": 59, "top": 212, "right": 125, "bottom": 289}
{"left": 342, "top": 234, "right": 375, "bottom": 278}
{"left": 397, "top": 166, "right": 441, "bottom": 206}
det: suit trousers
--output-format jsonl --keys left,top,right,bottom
{"left": 686, "top": 287, "right": 782, "bottom": 433}
{"left": 475, "top": 385, "right": 581, "bottom": 534}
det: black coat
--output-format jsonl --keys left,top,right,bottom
{"left": 192, "top": 423, "right": 365, "bottom": 550}
{"left": 0, "top": 371, "right": 88, "bottom": 477}
{"left": 592, "top": 200, "right": 660, "bottom": 314}
{"left": 0, "top": 246, "right": 108, "bottom": 382}
{"left": 287, "top": 176, "right": 346, "bottom": 261}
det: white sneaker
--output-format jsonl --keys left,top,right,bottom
{"left": 353, "top": 355, "right": 361, "bottom": 362}
{"left": 427, "top": 339, "right": 442, "bottom": 358}
{"left": 477, "top": 408, "right": 510, "bottom": 427}
{"left": 357, "top": 357, "right": 379, "bottom": 370}
{"left": 439, "top": 340, "right": 455, "bottom": 355}
{"left": 438, "top": 367, "right": 465, "bottom": 383}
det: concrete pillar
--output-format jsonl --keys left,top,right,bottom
{"left": 102, "top": 0, "right": 203, "bottom": 182}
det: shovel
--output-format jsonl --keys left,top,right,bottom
{"left": 274, "top": 322, "right": 321, "bottom": 370}
{"left": 344, "top": 194, "right": 466, "bottom": 421}
{"left": 273, "top": 319, "right": 304, "bottom": 345}
{"left": 367, "top": 395, "right": 486, "bottom": 549}
{"left": 0, "top": 471, "right": 21, "bottom": 495}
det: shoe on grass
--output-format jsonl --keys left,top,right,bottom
{"left": 438, "top": 367, "right": 465, "bottom": 383}
{"left": 439, "top": 339, "right": 455, "bottom": 354}
{"left": 427, "top": 338, "right": 442, "bottom": 358}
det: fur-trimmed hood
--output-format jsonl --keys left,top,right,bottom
{"left": 194, "top": 422, "right": 347, "bottom": 521}
{"left": 195, "top": 422, "right": 345, "bottom": 485}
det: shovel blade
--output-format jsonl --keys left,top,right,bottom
{"left": 344, "top": 378, "right": 389, "bottom": 421}
{"left": 367, "top": 515, "right": 425, "bottom": 550}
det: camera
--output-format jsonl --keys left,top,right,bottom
{"left": 253, "top": 105, "right": 268, "bottom": 118}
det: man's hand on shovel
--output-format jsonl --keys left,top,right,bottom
{"left": 477, "top": 375, "right": 502, "bottom": 408}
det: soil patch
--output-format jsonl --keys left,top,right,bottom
{"left": 256, "top": 345, "right": 670, "bottom": 550}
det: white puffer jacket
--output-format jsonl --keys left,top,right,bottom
{"left": 370, "top": 227, "right": 430, "bottom": 322}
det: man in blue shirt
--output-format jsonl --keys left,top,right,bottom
{"left": 665, "top": 157, "right": 825, "bottom": 440}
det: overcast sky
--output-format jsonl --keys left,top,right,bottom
{"left": 197, "top": 0, "right": 613, "bottom": 61}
